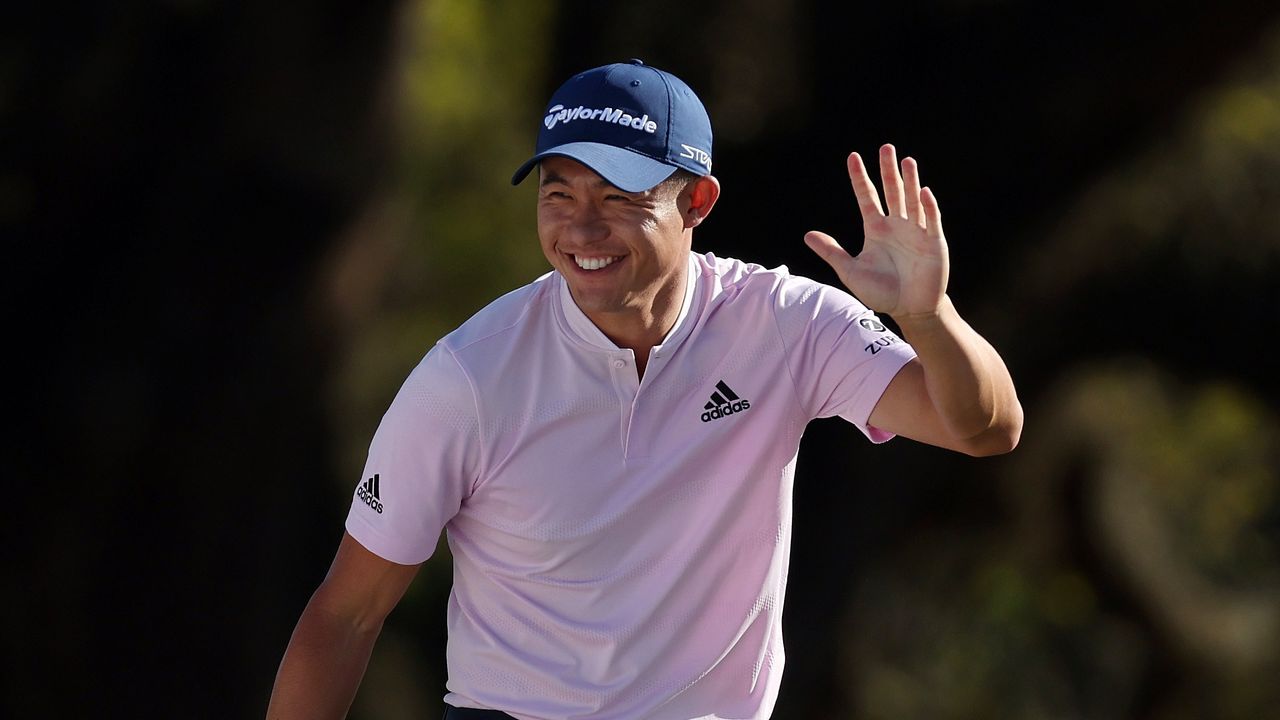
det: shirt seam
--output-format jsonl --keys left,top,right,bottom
{"left": 444, "top": 280, "right": 546, "bottom": 355}
{"left": 768, "top": 277, "right": 809, "bottom": 422}
{"left": 440, "top": 344, "right": 489, "bottom": 495}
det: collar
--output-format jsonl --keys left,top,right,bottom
{"left": 556, "top": 253, "right": 700, "bottom": 354}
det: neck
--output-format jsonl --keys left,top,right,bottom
{"left": 585, "top": 274, "right": 687, "bottom": 378}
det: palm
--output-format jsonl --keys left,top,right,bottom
{"left": 805, "top": 145, "right": 950, "bottom": 318}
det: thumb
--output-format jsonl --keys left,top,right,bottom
{"left": 804, "top": 231, "right": 852, "bottom": 269}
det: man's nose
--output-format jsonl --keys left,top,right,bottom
{"left": 566, "top": 202, "right": 610, "bottom": 244}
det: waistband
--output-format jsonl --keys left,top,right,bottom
{"left": 442, "top": 704, "right": 518, "bottom": 720}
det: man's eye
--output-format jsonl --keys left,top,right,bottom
{"left": 605, "top": 194, "right": 631, "bottom": 202}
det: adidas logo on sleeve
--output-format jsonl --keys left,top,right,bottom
{"left": 700, "top": 380, "right": 751, "bottom": 423}
{"left": 356, "top": 473, "right": 384, "bottom": 514}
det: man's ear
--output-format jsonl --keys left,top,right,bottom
{"left": 682, "top": 175, "right": 721, "bottom": 229}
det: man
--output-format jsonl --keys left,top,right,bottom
{"left": 267, "top": 59, "right": 1021, "bottom": 720}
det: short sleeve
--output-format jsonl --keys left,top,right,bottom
{"left": 773, "top": 276, "right": 917, "bottom": 442}
{"left": 345, "top": 343, "right": 482, "bottom": 565}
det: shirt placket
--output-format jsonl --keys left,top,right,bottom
{"left": 620, "top": 345, "right": 677, "bottom": 461}
{"left": 608, "top": 350, "right": 639, "bottom": 457}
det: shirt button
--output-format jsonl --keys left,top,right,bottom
{"left": 613, "top": 359, "right": 626, "bottom": 368}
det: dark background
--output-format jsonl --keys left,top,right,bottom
{"left": 7, "top": 1, "right": 1280, "bottom": 718}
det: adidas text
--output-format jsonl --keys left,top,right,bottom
{"left": 701, "top": 399, "right": 750, "bottom": 423}
{"left": 701, "top": 380, "right": 751, "bottom": 423}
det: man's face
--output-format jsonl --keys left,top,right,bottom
{"left": 537, "top": 156, "right": 691, "bottom": 322}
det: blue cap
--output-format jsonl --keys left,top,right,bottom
{"left": 511, "top": 59, "right": 713, "bottom": 193}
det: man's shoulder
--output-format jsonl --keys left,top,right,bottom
{"left": 695, "top": 251, "right": 872, "bottom": 332}
{"left": 439, "top": 272, "right": 556, "bottom": 353}
{"left": 696, "top": 251, "right": 788, "bottom": 292}
{"left": 695, "top": 251, "right": 830, "bottom": 303}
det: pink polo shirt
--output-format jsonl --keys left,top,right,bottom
{"left": 346, "top": 252, "right": 916, "bottom": 720}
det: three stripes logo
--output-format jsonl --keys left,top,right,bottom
{"left": 700, "top": 380, "right": 752, "bottom": 423}
{"left": 357, "top": 473, "right": 384, "bottom": 514}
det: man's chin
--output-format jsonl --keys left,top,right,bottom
{"left": 565, "top": 285, "right": 636, "bottom": 316}
{"left": 568, "top": 291, "right": 622, "bottom": 314}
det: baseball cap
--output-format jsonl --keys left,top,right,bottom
{"left": 511, "top": 59, "right": 713, "bottom": 193}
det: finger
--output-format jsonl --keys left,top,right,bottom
{"left": 880, "top": 144, "right": 907, "bottom": 219}
{"left": 846, "top": 152, "right": 885, "bottom": 220}
{"left": 902, "top": 157, "right": 924, "bottom": 228}
{"left": 922, "top": 186, "right": 944, "bottom": 238}
{"left": 804, "top": 230, "right": 855, "bottom": 270}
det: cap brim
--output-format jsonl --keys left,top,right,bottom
{"left": 510, "top": 142, "right": 678, "bottom": 193}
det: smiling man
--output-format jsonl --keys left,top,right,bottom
{"left": 267, "top": 60, "right": 1022, "bottom": 720}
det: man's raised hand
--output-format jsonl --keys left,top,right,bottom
{"left": 804, "top": 144, "right": 950, "bottom": 320}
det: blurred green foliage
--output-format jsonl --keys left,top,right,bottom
{"left": 1013, "top": 25, "right": 1280, "bottom": 304}
{"left": 840, "top": 23, "right": 1280, "bottom": 720}
{"left": 332, "top": 0, "right": 555, "bottom": 479}
{"left": 842, "top": 362, "right": 1279, "bottom": 720}
{"left": 1121, "top": 378, "right": 1277, "bottom": 585}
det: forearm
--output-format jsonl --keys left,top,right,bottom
{"left": 894, "top": 295, "right": 1022, "bottom": 451}
{"left": 266, "top": 594, "right": 383, "bottom": 720}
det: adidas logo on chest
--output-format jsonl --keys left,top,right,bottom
{"left": 700, "top": 380, "right": 751, "bottom": 423}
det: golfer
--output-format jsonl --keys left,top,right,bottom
{"left": 267, "top": 59, "right": 1022, "bottom": 720}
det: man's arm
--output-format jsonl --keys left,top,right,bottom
{"left": 867, "top": 301, "right": 1022, "bottom": 456}
{"left": 266, "top": 532, "right": 420, "bottom": 720}
{"left": 805, "top": 144, "right": 1022, "bottom": 456}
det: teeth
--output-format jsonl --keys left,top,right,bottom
{"left": 574, "top": 255, "right": 620, "bottom": 271}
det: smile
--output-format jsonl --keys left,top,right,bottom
{"left": 574, "top": 255, "right": 621, "bottom": 271}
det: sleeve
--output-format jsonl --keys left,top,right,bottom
{"left": 772, "top": 275, "right": 917, "bottom": 443}
{"left": 345, "top": 343, "right": 482, "bottom": 565}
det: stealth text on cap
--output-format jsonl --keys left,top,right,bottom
{"left": 544, "top": 104, "right": 658, "bottom": 134}
{"left": 679, "top": 144, "right": 712, "bottom": 171}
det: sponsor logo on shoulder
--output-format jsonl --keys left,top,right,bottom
{"left": 859, "top": 315, "right": 904, "bottom": 355}
{"left": 356, "top": 473, "right": 383, "bottom": 514}
{"left": 859, "top": 317, "right": 886, "bottom": 332}
{"left": 700, "top": 380, "right": 751, "bottom": 423}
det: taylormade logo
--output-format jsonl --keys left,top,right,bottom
{"left": 544, "top": 104, "right": 658, "bottom": 134}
